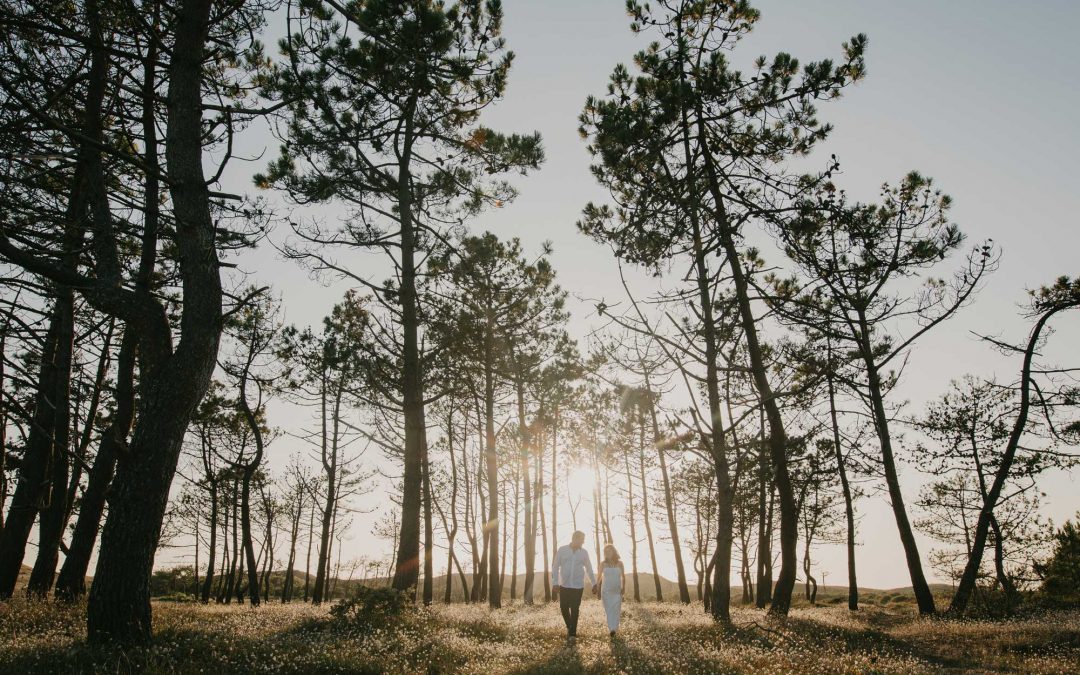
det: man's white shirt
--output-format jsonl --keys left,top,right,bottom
{"left": 552, "top": 544, "right": 596, "bottom": 589}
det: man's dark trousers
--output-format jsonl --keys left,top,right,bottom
{"left": 559, "top": 587, "right": 585, "bottom": 637}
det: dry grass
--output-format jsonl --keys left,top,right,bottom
{"left": 0, "top": 597, "right": 1077, "bottom": 674}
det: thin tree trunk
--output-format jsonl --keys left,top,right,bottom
{"left": 304, "top": 490, "right": 314, "bottom": 601}
{"left": 638, "top": 410, "right": 662, "bottom": 601}
{"left": 0, "top": 303, "right": 68, "bottom": 598}
{"left": 514, "top": 378, "right": 535, "bottom": 604}
{"left": 538, "top": 429, "right": 551, "bottom": 602}
{"left": 444, "top": 410, "right": 461, "bottom": 603}
{"left": 422, "top": 434, "right": 434, "bottom": 605}
{"left": 506, "top": 477, "right": 515, "bottom": 599}
{"left": 201, "top": 484, "right": 219, "bottom": 603}
{"left": 26, "top": 294, "right": 75, "bottom": 599}
{"left": 857, "top": 316, "right": 935, "bottom": 615}
{"left": 624, "top": 449, "right": 641, "bottom": 602}
{"left": 483, "top": 329, "right": 501, "bottom": 608}
{"left": 240, "top": 472, "right": 260, "bottom": 606}
{"left": 950, "top": 304, "right": 1074, "bottom": 613}
{"left": 826, "top": 341, "right": 858, "bottom": 611}
{"left": 550, "top": 406, "right": 559, "bottom": 589}
{"left": 313, "top": 377, "right": 343, "bottom": 604}
{"left": 654, "top": 419, "right": 690, "bottom": 603}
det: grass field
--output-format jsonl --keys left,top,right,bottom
{"left": 1, "top": 596, "right": 1078, "bottom": 674}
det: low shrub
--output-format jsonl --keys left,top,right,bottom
{"left": 153, "top": 592, "right": 196, "bottom": 603}
{"left": 329, "top": 585, "right": 410, "bottom": 628}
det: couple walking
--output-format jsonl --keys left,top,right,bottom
{"left": 551, "top": 530, "right": 625, "bottom": 641}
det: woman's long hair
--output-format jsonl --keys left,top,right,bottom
{"left": 603, "top": 543, "right": 621, "bottom": 565}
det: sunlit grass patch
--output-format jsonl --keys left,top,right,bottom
{"left": 0, "top": 597, "right": 1077, "bottom": 674}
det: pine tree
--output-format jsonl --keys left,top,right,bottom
{"left": 260, "top": 0, "right": 542, "bottom": 598}
{"left": 579, "top": 0, "right": 865, "bottom": 620}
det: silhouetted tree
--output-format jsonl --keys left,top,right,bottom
{"left": 260, "top": 0, "right": 543, "bottom": 599}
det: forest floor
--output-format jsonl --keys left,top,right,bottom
{"left": 1, "top": 597, "right": 1078, "bottom": 674}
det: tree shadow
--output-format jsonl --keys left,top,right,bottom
{"left": 778, "top": 615, "right": 973, "bottom": 670}
{"left": 608, "top": 633, "right": 669, "bottom": 675}
{"left": 512, "top": 641, "right": 587, "bottom": 674}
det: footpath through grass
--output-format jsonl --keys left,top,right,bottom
{"left": 1, "top": 598, "right": 1078, "bottom": 674}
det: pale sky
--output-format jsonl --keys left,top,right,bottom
{"left": 153, "top": 0, "right": 1080, "bottom": 591}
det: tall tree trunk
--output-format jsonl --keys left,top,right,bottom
{"left": 0, "top": 302, "right": 69, "bottom": 598}
{"left": 422, "top": 436, "right": 434, "bottom": 606}
{"left": 62, "top": 20, "right": 162, "bottom": 601}
{"left": 950, "top": 304, "right": 1074, "bottom": 613}
{"left": 215, "top": 487, "right": 230, "bottom": 601}
{"left": 0, "top": 310, "right": 8, "bottom": 531}
{"left": 550, "top": 406, "right": 559, "bottom": 588}
{"left": 638, "top": 411, "right": 662, "bottom": 601}
{"left": 687, "top": 198, "right": 735, "bottom": 623}
{"left": 224, "top": 483, "right": 240, "bottom": 604}
{"left": 482, "top": 328, "right": 501, "bottom": 608}
{"left": 200, "top": 484, "right": 219, "bottom": 603}
{"left": 391, "top": 104, "right": 427, "bottom": 598}
{"left": 506, "top": 477, "right": 515, "bottom": 599}
{"left": 515, "top": 378, "right": 535, "bottom": 604}
{"left": 653, "top": 415, "right": 689, "bottom": 603}
{"left": 55, "top": 8, "right": 161, "bottom": 597}
{"left": 304, "top": 491, "right": 314, "bottom": 601}
{"left": 444, "top": 410, "right": 461, "bottom": 603}
{"left": 86, "top": 0, "right": 223, "bottom": 645}
{"left": 58, "top": 320, "right": 111, "bottom": 545}
{"left": 312, "top": 378, "right": 342, "bottom": 604}
{"left": 693, "top": 482, "right": 704, "bottom": 602}
{"left": 240, "top": 472, "right": 260, "bottom": 606}
{"left": 755, "top": 429, "right": 774, "bottom": 609}
{"left": 624, "top": 450, "right": 641, "bottom": 602}
{"left": 538, "top": 430, "right": 551, "bottom": 602}
{"left": 236, "top": 357, "right": 266, "bottom": 608}
{"left": 826, "top": 343, "right": 859, "bottom": 611}
{"left": 857, "top": 316, "right": 935, "bottom": 615}
{"left": 54, "top": 322, "right": 117, "bottom": 602}
{"left": 741, "top": 537, "right": 753, "bottom": 604}
{"left": 26, "top": 292, "right": 75, "bottom": 600}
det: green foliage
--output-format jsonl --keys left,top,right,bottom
{"left": 578, "top": 0, "right": 866, "bottom": 272}
{"left": 258, "top": 0, "right": 543, "bottom": 223}
{"left": 1036, "top": 516, "right": 1080, "bottom": 608}
{"left": 329, "top": 585, "right": 411, "bottom": 628}
{"left": 150, "top": 566, "right": 199, "bottom": 599}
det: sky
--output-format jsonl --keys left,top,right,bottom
{"left": 153, "top": 0, "right": 1080, "bottom": 591}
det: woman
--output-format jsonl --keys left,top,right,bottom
{"left": 597, "top": 543, "right": 625, "bottom": 637}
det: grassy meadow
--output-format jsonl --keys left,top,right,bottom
{"left": 1, "top": 592, "right": 1078, "bottom": 674}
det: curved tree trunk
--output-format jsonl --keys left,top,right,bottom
{"left": 86, "top": 0, "right": 223, "bottom": 644}
{"left": 949, "top": 303, "right": 1076, "bottom": 613}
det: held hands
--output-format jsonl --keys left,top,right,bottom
{"left": 592, "top": 584, "right": 600, "bottom": 597}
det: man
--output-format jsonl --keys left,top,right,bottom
{"left": 551, "top": 530, "right": 596, "bottom": 642}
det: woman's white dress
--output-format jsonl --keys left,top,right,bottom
{"left": 601, "top": 563, "right": 623, "bottom": 632}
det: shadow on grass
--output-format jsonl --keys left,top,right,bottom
{"left": 608, "top": 633, "right": 683, "bottom": 675}
{"left": 780, "top": 614, "right": 973, "bottom": 671}
{"left": 631, "top": 604, "right": 974, "bottom": 671}
{"left": 511, "top": 641, "right": 587, "bottom": 675}
{"left": 0, "top": 611, "right": 391, "bottom": 675}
